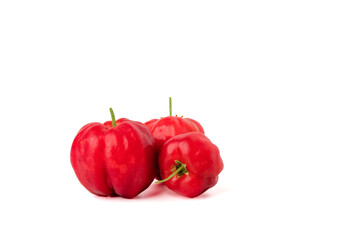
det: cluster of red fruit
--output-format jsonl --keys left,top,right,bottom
{"left": 70, "top": 98, "right": 224, "bottom": 198}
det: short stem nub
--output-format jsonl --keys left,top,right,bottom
{"left": 109, "top": 108, "right": 116, "bottom": 127}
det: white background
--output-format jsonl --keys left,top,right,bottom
{"left": 0, "top": 1, "right": 359, "bottom": 239}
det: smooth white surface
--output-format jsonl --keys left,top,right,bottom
{"left": 1, "top": 1, "right": 359, "bottom": 239}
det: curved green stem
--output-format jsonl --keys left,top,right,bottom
{"left": 169, "top": 97, "right": 172, "bottom": 116}
{"left": 109, "top": 108, "right": 116, "bottom": 127}
{"left": 155, "top": 165, "right": 185, "bottom": 184}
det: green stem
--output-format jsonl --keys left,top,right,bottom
{"left": 109, "top": 108, "right": 116, "bottom": 127}
{"left": 155, "top": 165, "right": 185, "bottom": 184}
{"left": 169, "top": 97, "right": 172, "bottom": 116}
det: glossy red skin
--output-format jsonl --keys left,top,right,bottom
{"left": 145, "top": 116, "right": 204, "bottom": 150}
{"left": 71, "top": 118, "right": 156, "bottom": 198}
{"left": 159, "top": 132, "right": 224, "bottom": 198}
{"left": 145, "top": 116, "right": 205, "bottom": 179}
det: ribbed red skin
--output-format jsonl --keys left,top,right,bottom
{"left": 70, "top": 118, "right": 157, "bottom": 198}
{"left": 145, "top": 116, "right": 204, "bottom": 150}
{"left": 159, "top": 132, "right": 224, "bottom": 198}
{"left": 145, "top": 116, "right": 205, "bottom": 179}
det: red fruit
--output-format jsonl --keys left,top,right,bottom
{"left": 145, "top": 98, "right": 205, "bottom": 179}
{"left": 157, "top": 132, "right": 224, "bottom": 198}
{"left": 71, "top": 108, "right": 157, "bottom": 198}
{"left": 145, "top": 116, "right": 204, "bottom": 150}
